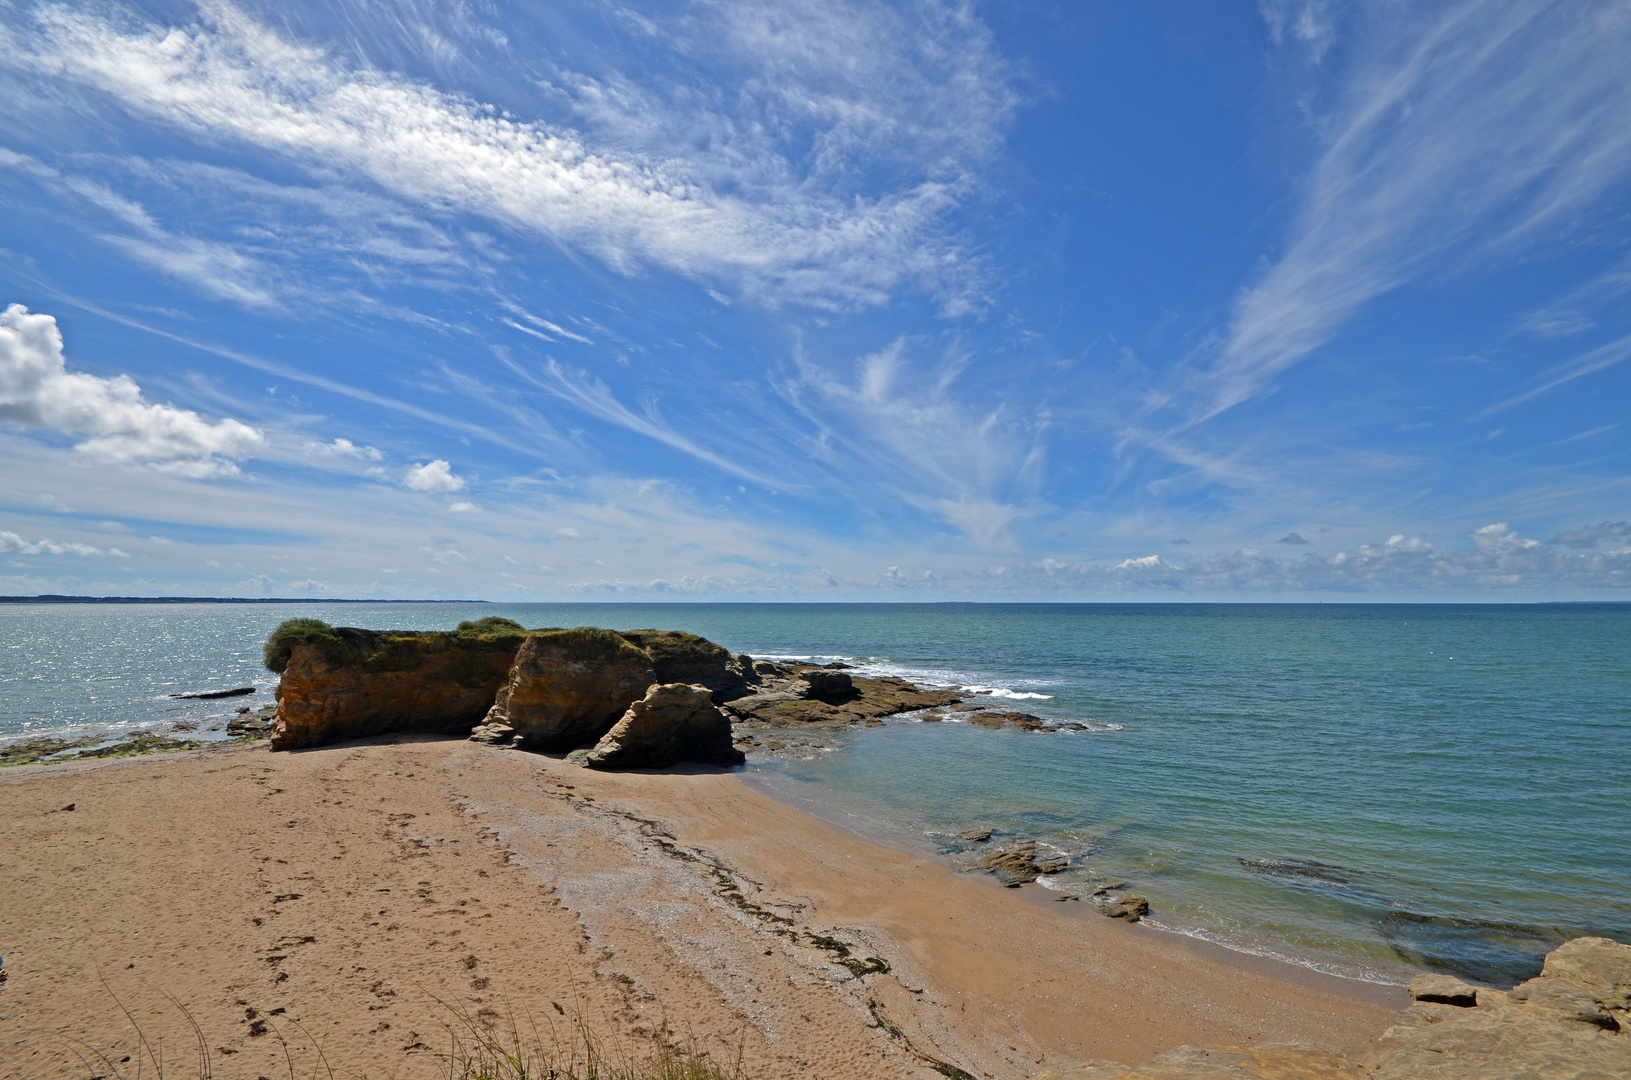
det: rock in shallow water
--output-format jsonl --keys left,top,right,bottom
{"left": 584, "top": 682, "right": 746, "bottom": 770}
{"left": 1098, "top": 895, "right": 1150, "bottom": 922}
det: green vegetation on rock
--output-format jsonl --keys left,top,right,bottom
{"left": 263, "top": 617, "right": 530, "bottom": 674}
{"left": 1, "top": 734, "right": 105, "bottom": 767}
{"left": 456, "top": 616, "right": 526, "bottom": 634}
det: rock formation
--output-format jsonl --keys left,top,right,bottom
{"left": 469, "top": 628, "right": 656, "bottom": 751}
{"left": 583, "top": 682, "right": 747, "bottom": 770}
{"left": 1031, "top": 935, "right": 1631, "bottom": 1080}
{"left": 617, "top": 629, "right": 749, "bottom": 700}
{"left": 267, "top": 619, "right": 526, "bottom": 750}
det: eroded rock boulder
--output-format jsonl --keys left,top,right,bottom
{"left": 584, "top": 682, "right": 746, "bottom": 770}
{"left": 476, "top": 628, "right": 656, "bottom": 752}
{"left": 267, "top": 619, "right": 526, "bottom": 750}
{"left": 799, "top": 669, "right": 854, "bottom": 698}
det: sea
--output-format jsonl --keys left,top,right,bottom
{"left": 4, "top": 600, "right": 1627, "bottom": 989}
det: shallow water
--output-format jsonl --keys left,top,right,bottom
{"left": 4, "top": 601, "right": 1627, "bottom": 986}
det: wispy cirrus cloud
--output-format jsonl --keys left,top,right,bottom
{"left": 786, "top": 337, "right": 1046, "bottom": 549}
{"left": 1203, "top": 0, "right": 1631, "bottom": 419}
{"left": 3, "top": 0, "right": 1007, "bottom": 312}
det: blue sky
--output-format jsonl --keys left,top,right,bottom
{"left": 1, "top": 0, "right": 1629, "bottom": 600}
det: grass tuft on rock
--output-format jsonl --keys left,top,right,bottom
{"left": 457, "top": 616, "right": 526, "bottom": 635}
{"left": 263, "top": 618, "right": 347, "bottom": 673}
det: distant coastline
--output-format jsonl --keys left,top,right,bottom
{"left": 0, "top": 595, "right": 487, "bottom": 604}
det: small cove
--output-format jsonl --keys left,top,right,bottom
{"left": 3, "top": 600, "right": 1627, "bottom": 987}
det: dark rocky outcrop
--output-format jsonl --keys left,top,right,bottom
{"left": 583, "top": 682, "right": 746, "bottom": 770}
{"left": 1031, "top": 936, "right": 1631, "bottom": 1080}
{"left": 470, "top": 628, "right": 656, "bottom": 752}
{"left": 267, "top": 620, "right": 526, "bottom": 750}
{"left": 798, "top": 669, "right": 854, "bottom": 698}
{"left": 726, "top": 661, "right": 958, "bottom": 727}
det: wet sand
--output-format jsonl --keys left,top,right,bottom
{"left": 0, "top": 736, "right": 1402, "bottom": 1079}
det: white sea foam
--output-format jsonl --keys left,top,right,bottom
{"left": 1140, "top": 917, "right": 1409, "bottom": 986}
{"left": 958, "top": 685, "right": 1053, "bottom": 700}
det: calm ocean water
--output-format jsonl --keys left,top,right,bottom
{"left": 4, "top": 601, "right": 1627, "bottom": 987}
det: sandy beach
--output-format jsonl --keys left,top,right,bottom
{"left": 1, "top": 736, "right": 1402, "bottom": 1080}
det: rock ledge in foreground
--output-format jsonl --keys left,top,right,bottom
{"left": 1031, "top": 935, "right": 1631, "bottom": 1080}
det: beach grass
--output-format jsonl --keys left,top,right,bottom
{"left": 55, "top": 981, "right": 746, "bottom": 1080}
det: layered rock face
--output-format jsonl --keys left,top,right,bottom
{"left": 583, "top": 682, "right": 746, "bottom": 770}
{"left": 269, "top": 628, "right": 522, "bottom": 751}
{"left": 1032, "top": 935, "right": 1631, "bottom": 1080}
{"left": 471, "top": 628, "right": 656, "bottom": 751}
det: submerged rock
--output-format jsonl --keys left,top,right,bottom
{"left": 978, "top": 840, "right": 1069, "bottom": 886}
{"left": 266, "top": 619, "right": 525, "bottom": 750}
{"left": 480, "top": 628, "right": 656, "bottom": 752}
{"left": 1098, "top": 895, "right": 1150, "bottom": 922}
{"left": 584, "top": 682, "right": 746, "bottom": 770}
{"left": 1031, "top": 936, "right": 1631, "bottom": 1080}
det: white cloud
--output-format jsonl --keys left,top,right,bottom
{"left": 448, "top": 501, "right": 480, "bottom": 513}
{"left": 1208, "top": 1, "right": 1631, "bottom": 418}
{"left": 307, "top": 437, "right": 383, "bottom": 462}
{"left": 0, "top": 303, "right": 263, "bottom": 476}
{"left": 8, "top": 1, "right": 1008, "bottom": 311}
{"left": 0, "top": 530, "right": 129, "bottom": 557}
{"left": 404, "top": 459, "right": 464, "bottom": 492}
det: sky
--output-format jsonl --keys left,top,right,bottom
{"left": 1, "top": 0, "right": 1629, "bottom": 601}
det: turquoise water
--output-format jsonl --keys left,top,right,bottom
{"left": 4, "top": 601, "right": 1627, "bottom": 987}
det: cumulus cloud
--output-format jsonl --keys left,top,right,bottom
{"left": 1549, "top": 521, "right": 1631, "bottom": 549}
{"left": 404, "top": 459, "right": 464, "bottom": 492}
{"left": 0, "top": 530, "right": 129, "bottom": 557}
{"left": 0, "top": 303, "right": 263, "bottom": 476}
{"left": 6, "top": 1, "right": 1007, "bottom": 311}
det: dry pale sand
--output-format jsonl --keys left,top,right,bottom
{"left": 0, "top": 736, "right": 1403, "bottom": 1080}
